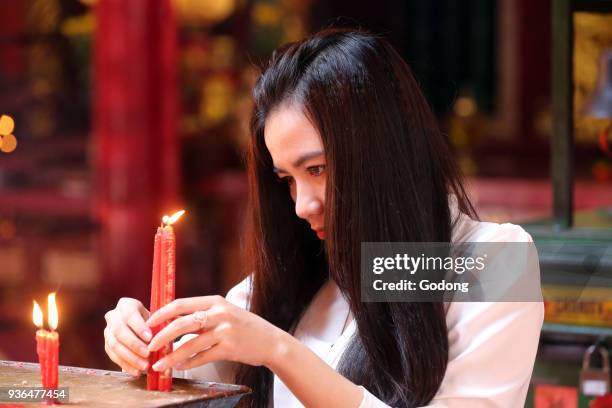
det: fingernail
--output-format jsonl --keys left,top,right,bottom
{"left": 142, "top": 330, "right": 152, "bottom": 341}
{"left": 147, "top": 343, "right": 157, "bottom": 352}
{"left": 140, "top": 346, "right": 150, "bottom": 357}
{"left": 152, "top": 360, "right": 165, "bottom": 372}
{"left": 139, "top": 360, "right": 148, "bottom": 371}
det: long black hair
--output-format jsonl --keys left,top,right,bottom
{"left": 238, "top": 28, "right": 477, "bottom": 407}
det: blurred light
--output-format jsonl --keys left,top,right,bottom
{"left": 174, "top": 0, "right": 236, "bottom": 24}
{"left": 252, "top": 3, "right": 281, "bottom": 26}
{"left": 61, "top": 13, "right": 96, "bottom": 37}
{"left": 210, "top": 36, "right": 235, "bottom": 70}
{"left": 200, "top": 75, "right": 233, "bottom": 125}
{"left": 0, "top": 115, "right": 15, "bottom": 136}
{"left": 282, "top": 16, "right": 305, "bottom": 42}
{"left": 453, "top": 96, "right": 477, "bottom": 118}
{"left": 0, "top": 134, "right": 18, "bottom": 153}
{"left": 81, "top": 0, "right": 238, "bottom": 24}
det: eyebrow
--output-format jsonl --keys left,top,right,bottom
{"left": 273, "top": 150, "right": 324, "bottom": 173}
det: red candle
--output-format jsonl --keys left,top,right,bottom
{"left": 33, "top": 293, "right": 60, "bottom": 400}
{"left": 147, "top": 228, "right": 162, "bottom": 390}
{"left": 34, "top": 304, "right": 48, "bottom": 386}
{"left": 47, "top": 293, "right": 59, "bottom": 390}
{"left": 47, "top": 331, "right": 59, "bottom": 390}
{"left": 158, "top": 225, "right": 176, "bottom": 391}
{"left": 148, "top": 211, "right": 183, "bottom": 391}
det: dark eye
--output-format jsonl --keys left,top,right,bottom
{"left": 307, "top": 165, "right": 325, "bottom": 176}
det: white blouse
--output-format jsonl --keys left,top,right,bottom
{"left": 174, "top": 207, "right": 544, "bottom": 408}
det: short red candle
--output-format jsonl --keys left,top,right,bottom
{"left": 33, "top": 294, "right": 60, "bottom": 401}
{"left": 47, "top": 331, "right": 59, "bottom": 390}
{"left": 35, "top": 329, "right": 48, "bottom": 387}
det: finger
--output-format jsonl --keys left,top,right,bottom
{"left": 127, "top": 312, "right": 153, "bottom": 343}
{"left": 106, "top": 315, "right": 150, "bottom": 359}
{"left": 147, "top": 296, "right": 223, "bottom": 327}
{"left": 104, "top": 332, "right": 143, "bottom": 376}
{"left": 117, "top": 297, "right": 148, "bottom": 319}
{"left": 106, "top": 344, "right": 141, "bottom": 377}
{"left": 116, "top": 300, "right": 152, "bottom": 342}
{"left": 152, "top": 330, "right": 217, "bottom": 372}
{"left": 175, "top": 345, "right": 226, "bottom": 371}
{"left": 106, "top": 328, "right": 150, "bottom": 372}
{"left": 148, "top": 313, "right": 208, "bottom": 352}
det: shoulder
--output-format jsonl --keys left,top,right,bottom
{"left": 452, "top": 213, "right": 534, "bottom": 244}
{"left": 438, "top": 216, "right": 544, "bottom": 404}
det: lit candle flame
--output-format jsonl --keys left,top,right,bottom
{"left": 33, "top": 300, "right": 43, "bottom": 328}
{"left": 163, "top": 210, "right": 185, "bottom": 226}
{"left": 48, "top": 293, "right": 58, "bottom": 331}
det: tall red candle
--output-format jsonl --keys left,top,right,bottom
{"left": 158, "top": 225, "right": 176, "bottom": 390}
{"left": 147, "top": 228, "right": 162, "bottom": 390}
{"left": 148, "top": 211, "right": 183, "bottom": 391}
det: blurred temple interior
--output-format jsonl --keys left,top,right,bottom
{"left": 0, "top": 0, "right": 611, "bottom": 406}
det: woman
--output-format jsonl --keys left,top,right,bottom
{"left": 104, "top": 29, "right": 543, "bottom": 407}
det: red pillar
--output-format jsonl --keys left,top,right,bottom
{"left": 94, "top": 0, "right": 179, "bottom": 302}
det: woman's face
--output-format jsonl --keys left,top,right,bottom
{"left": 264, "top": 105, "right": 326, "bottom": 240}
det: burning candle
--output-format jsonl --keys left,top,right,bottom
{"left": 33, "top": 293, "right": 60, "bottom": 396}
{"left": 33, "top": 301, "right": 48, "bottom": 386}
{"left": 47, "top": 293, "right": 60, "bottom": 390}
{"left": 147, "top": 228, "right": 162, "bottom": 391}
{"left": 148, "top": 210, "right": 184, "bottom": 391}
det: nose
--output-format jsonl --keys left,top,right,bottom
{"left": 294, "top": 183, "right": 323, "bottom": 220}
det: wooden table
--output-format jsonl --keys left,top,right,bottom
{"left": 0, "top": 360, "right": 250, "bottom": 407}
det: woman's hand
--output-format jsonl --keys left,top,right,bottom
{"left": 146, "top": 295, "right": 286, "bottom": 372}
{"left": 103, "top": 298, "right": 153, "bottom": 376}
{"left": 147, "top": 295, "right": 366, "bottom": 408}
